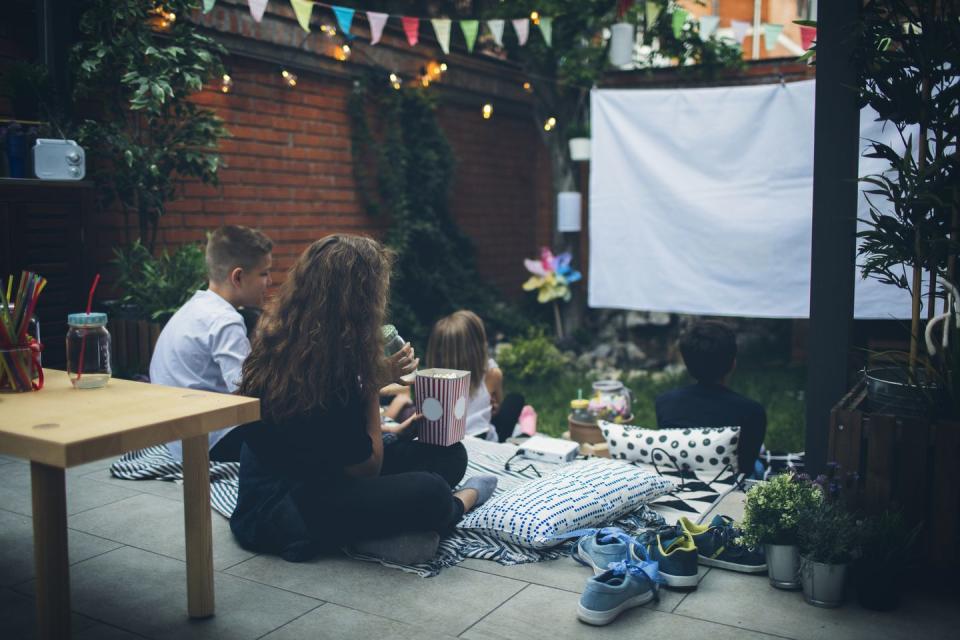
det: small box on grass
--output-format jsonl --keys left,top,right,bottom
{"left": 415, "top": 368, "right": 471, "bottom": 446}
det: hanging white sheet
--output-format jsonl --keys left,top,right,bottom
{"left": 589, "top": 80, "right": 915, "bottom": 319}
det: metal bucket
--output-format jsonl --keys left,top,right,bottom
{"left": 765, "top": 544, "right": 801, "bottom": 589}
{"left": 800, "top": 557, "right": 848, "bottom": 607}
{"left": 864, "top": 367, "right": 944, "bottom": 418}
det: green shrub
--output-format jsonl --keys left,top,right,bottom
{"left": 797, "top": 499, "right": 858, "bottom": 564}
{"left": 113, "top": 239, "right": 206, "bottom": 322}
{"left": 498, "top": 327, "right": 572, "bottom": 384}
{"left": 741, "top": 473, "right": 823, "bottom": 546}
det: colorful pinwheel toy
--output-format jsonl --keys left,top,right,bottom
{"left": 522, "top": 247, "right": 582, "bottom": 303}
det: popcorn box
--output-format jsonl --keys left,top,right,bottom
{"left": 414, "top": 368, "right": 471, "bottom": 446}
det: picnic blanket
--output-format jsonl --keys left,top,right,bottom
{"left": 110, "top": 437, "right": 739, "bottom": 577}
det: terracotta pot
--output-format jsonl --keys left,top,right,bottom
{"left": 569, "top": 416, "right": 605, "bottom": 444}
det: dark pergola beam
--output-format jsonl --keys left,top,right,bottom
{"left": 805, "top": 0, "right": 862, "bottom": 475}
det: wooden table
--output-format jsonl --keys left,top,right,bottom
{"left": 0, "top": 371, "right": 260, "bottom": 639}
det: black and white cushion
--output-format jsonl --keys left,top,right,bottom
{"left": 599, "top": 421, "right": 741, "bottom": 474}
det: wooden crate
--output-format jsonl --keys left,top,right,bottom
{"left": 830, "top": 382, "right": 960, "bottom": 568}
{"left": 108, "top": 317, "right": 162, "bottom": 378}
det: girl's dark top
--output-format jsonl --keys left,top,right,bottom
{"left": 230, "top": 384, "right": 372, "bottom": 560}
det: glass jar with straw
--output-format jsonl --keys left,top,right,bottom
{"left": 0, "top": 271, "right": 47, "bottom": 392}
{"left": 65, "top": 274, "right": 110, "bottom": 389}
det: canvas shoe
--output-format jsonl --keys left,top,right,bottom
{"left": 577, "top": 556, "right": 662, "bottom": 626}
{"left": 573, "top": 527, "right": 630, "bottom": 575}
{"left": 633, "top": 527, "right": 699, "bottom": 588}
{"left": 679, "top": 515, "right": 767, "bottom": 573}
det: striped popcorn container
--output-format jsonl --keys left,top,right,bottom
{"left": 414, "top": 368, "right": 471, "bottom": 446}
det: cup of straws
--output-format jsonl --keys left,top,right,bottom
{"left": 0, "top": 271, "right": 46, "bottom": 392}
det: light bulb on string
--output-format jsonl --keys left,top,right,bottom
{"left": 482, "top": 103, "right": 493, "bottom": 119}
{"left": 530, "top": 11, "right": 540, "bottom": 26}
{"left": 220, "top": 74, "right": 233, "bottom": 93}
{"left": 147, "top": 5, "right": 177, "bottom": 31}
{"left": 522, "top": 81, "right": 532, "bottom": 92}
{"left": 439, "top": 62, "right": 448, "bottom": 72}
{"left": 334, "top": 45, "right": 350, "bottom": 61}
{"left": 543, "top": 116, "right": 556, "bottom": 131}
{"left": 389, "top": 73, "right": 401, "bottom": 90}
{"left": 281, "top": 69, "right": 298, "bottom": 87}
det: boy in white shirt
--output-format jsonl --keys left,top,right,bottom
{"left": 150, "top": 225, "right": 273, "bottom": 461}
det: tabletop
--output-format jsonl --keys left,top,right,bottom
{"left": 0, "top": 371, "right": 260, "bottom": 468}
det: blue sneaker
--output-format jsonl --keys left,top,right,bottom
{"left": 679, "top": 515, "right": 767, "bottom": 574}
{"left": 577, "top": 557, "right": 662, "bottom": 626}
{"left": 634, "top": 528, "right": 699, "bottom": 588}
{"left": 573, "top": 527, "right": 630, "bottom": 575}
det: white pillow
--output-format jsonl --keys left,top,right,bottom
{"left": 600, "top": 421, "right": 740, "bottom": 474}
{"left": 457, "top": 458, "right": 674, "bottom": 549}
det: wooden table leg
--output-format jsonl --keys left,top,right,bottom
{"left": 182, "top": 435, "right": 214, "bottom": 618}
{"left": 31, "top": 461, "right": 70, "bottom": 640}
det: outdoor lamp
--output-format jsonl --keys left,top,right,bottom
{"left": 557, "top": 191, "right": 582, "bottom": 233}
{"left": 609, "top": 22, "right": 635, "bottom": 67}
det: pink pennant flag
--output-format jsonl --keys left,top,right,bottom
{"left": 730, "top": 19, "right": 750, "bottom": 44}
{"left": 367, "top": 11, "right": 388, "bottom": 45}
{"left": 402, "top": 16, "right": 419, "bottom": 46}
{"left": 248, "top": 0, "right": 268, "bottom": 22}
{"left": 512, "top": 18, "right": 530, "bottom": 46}
{"left": 799, "top": 25, "right": 817, "bottom": 50}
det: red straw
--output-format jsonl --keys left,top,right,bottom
{"left": 75, "top": 273, "right": 101, "bottom": 382}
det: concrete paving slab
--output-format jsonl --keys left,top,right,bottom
{"left": 0, "top": 508, "right": 122, "bottom": 586}
{"left": 0, "top": 587, "right": 97, "bottom": 639}
{"left": 73, "top": 622, "right": 147, "bottom": 639}
{"left": 261, "top": 602, "right": 458, "bottom": 640}
{"left": 81, "top": 469, "right": 186, "bottom": 502}
{"left": 67, "top": 457, "right": 120, "bottom": 478}
{"left": 462, "top": 583, "right": 788, "bottom": 640}
{"left": 226, "top": 554, "right": 526, "bottom": 637}
{"left": 16, "top": 546, "right": 321, "bottom": 640}
{"left": 675, "top": 565, "right": 960, "bottom": 640}
{"left": 68, "top": 493, "right": 255, "bottom": 570}
{"left": 0, "top": 461, "right": 140, "bottom": 517}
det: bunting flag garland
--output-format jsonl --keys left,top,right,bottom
{"left": 730, "top": 19, "right": 750, "bottom": 44}
{"left": 671, "top": 9, "right": 688, "bottom": 39}
{"left": 431, "top": 18, "right": 452, "bottom": 54}
{"left": 460, "top": 19, "right": 479, "bottom": 53}
{"left": 367, "top": 11, "right": 388, "bottom": 45}
{"left": 763, "top": 23, "right": 784, "bottom": 51}
{"left": 698, "top": 15, "right": 719, "bottom": 40}
{"left": 487, "top": 19, "right": 506, "bottom": 47}
{"left": 401, "top": 16, "right": 419, "bottom": 46}
{"left": 645, "top": 1, "right": 661, "bottom": 25}
{"left": 538, "top": 16, "right": 553, "bottom": 47}
{"left": 512, "top": 18, "right": 530, "bottom": 46}
{"left": 203, "top": 0, "right": 216, "bottom": 14}
{"left": 799, "top": 25, "right": 817, "bottom": 50}
{"left": 333, "top": 5, "right": 355, "bottom": 38}
{"left": 290, "top": 0, "right": 313, "bottom": 32}
{"left": 248, "top": 0, "right": 268, "bottom": 22}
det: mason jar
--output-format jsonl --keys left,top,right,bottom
{"left": 66, "top": 312, "right": 111, "bottom": 389}
{"left": 381, "top": 324, "right": 406, "bottom": 356}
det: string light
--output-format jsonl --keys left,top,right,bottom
{"left": 482, "top": 103, "right": 493, "bottom": 119}
{"left": 320, "top": 24, "right": 337, "bottom": 37}
{"left": 389, "top": 72, "right": 401, "bottom": 90}
{"left": 530, "top": 11, "right": 540, "bottom": 26}
{"left": 334, "top": 45, "right": 351, "bottom": 61}
{"left": 522, "top": 81, "right": 532, "bottom": 92}
{"left": 220, "top": 74, "right": 233, "bottom": 93}
{"left": 543, "top": 116, "right": 557, "bottom": 131}
{"left": 147, "top": 5, "right": 177, "bottom": 31}
{"left": 439, "top": 62, "right": 448, "bottom": 72}
{"left": 281, "top": 69, "right": 298, "bottom": 87}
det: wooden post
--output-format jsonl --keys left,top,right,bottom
{"left": 31, "top": 462, "right": 70, "bottom": 640}
{"left": 182, "top": 435, "right": 215, "bottom": 618}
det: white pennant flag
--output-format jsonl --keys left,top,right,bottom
{"left": 367, "top": 11, "right": 388, "bottom": 45}
{"left": 431, "top": 18, "right": 452, "bottom": 54}
{"left": 730, "top": 19, "right": 750, "bottom": 44}
{"left": 699, "top": 15, "right": 719, "bottom": 40}
{"left": 512, "top": 18, "right": 530, "bottom": 46}
{"left": 487, "top": 19, "right": 505, "bottom": 47}
{"left": 248, "top": 0, "right": 268, "bottom": 22}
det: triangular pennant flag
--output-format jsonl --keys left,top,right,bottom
{"left": 538, "top": 17, "right": 553, "bottom": 46}
{"left": 698, "top": 15, "right": 719, "bottom": 40}
{"left": 290, "top": 0, "right": 312, "bottom": 33}
{"left": 512, "top": 18, "right": 530, "bottom": 46}
{"left": 367, "top": 11, "right": 388, "bottom": 45}
{"left": 645, "top": 1, "right": 661, "bottom": 25}
{"left": 731, "top": 19, "right": 750, "bottom": 44}
{"left": 431, "top": 18, "right": 452, "bottom": 54}
{"left": 763, "top": 23, "right": 784, "bottom": 51}
{"left": 487, "top": 19, "right": 505, "bottom": 47}
{"left": 460, "top": 20, "right": 479, "bottom": 53}
{"left": 203, "top": 0, "right": 216, "bottom": 14}
{"left": 671, "top": 9, "right": 689, "bottom": 39}
{"left": 799, "top": 25, "right": 817, "bottom": 50}
{"left": 332, "top": 6, "right": 355, "bottom": 38}
{"left": 401, "top": 16, "right": 419, "bottom": 46}
{"left": 248, "top": 0, "right": 267, "bottom": 22}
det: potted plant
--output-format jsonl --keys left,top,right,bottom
{"left": 567, "top": 121, "right": 591, "bottom": 162}
{"left": 854, "top": 510, "right": 921, "bottom": 611}
{"left": 741, "top": 473, "right": 823, "bottom": 589}
{"left": 797, "top": 499, "right": 857, "bottom": 607}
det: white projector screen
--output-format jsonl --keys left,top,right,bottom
{"left": 588, "top": 80, "right": 915, "bottom": 319}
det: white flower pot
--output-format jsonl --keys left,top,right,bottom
{"left": 765, "top": 543, "right": 801, "bottom": 590}
{"left": 800, "top": 556, "right": 848, "bottom": 607}
{"left": 568, "top": 137, "right": 591, "bottom": 161}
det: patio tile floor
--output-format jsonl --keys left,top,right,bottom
{"left": 0, "top": 462, "right": 954, "bottom": 639}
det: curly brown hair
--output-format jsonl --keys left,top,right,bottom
{"left": 240, "top": 234, "right": 394, "bottom": 422}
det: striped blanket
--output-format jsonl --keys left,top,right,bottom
{"left": 110, "top": 437, "right": 738, "bottom": 577}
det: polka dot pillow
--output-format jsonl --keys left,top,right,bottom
{"left": 599, "top": 421, "right": 741, "bottom": 474}
{"left": 457, "top": 458, "right": 674, "bottom": 549}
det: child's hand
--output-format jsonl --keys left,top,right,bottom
{"left": 386, "top": 342, "right": 419, "bottom": 385}
{"left": 383, "top": 412, "right": 422, "bottom": 441}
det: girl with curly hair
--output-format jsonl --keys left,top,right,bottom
{"left": 230, "top": 235, "right": 496, "bottom": 562}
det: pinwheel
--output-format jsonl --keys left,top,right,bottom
{"left": 522, "top": 247, "right": 581, "bottom": 337}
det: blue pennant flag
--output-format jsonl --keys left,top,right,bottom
{"left": 332, "top": 6, "right": 355, "bottom": 39}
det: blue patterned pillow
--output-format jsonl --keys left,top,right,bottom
{"left": 457, "top": 458, "right": 674, "bottom": 549}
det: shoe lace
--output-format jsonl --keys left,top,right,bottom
{"left": 708, "top": 517, "right": 757, "bottom": 554}
{"left": 606, "top": 555, "right": 664, "bottom": 602}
